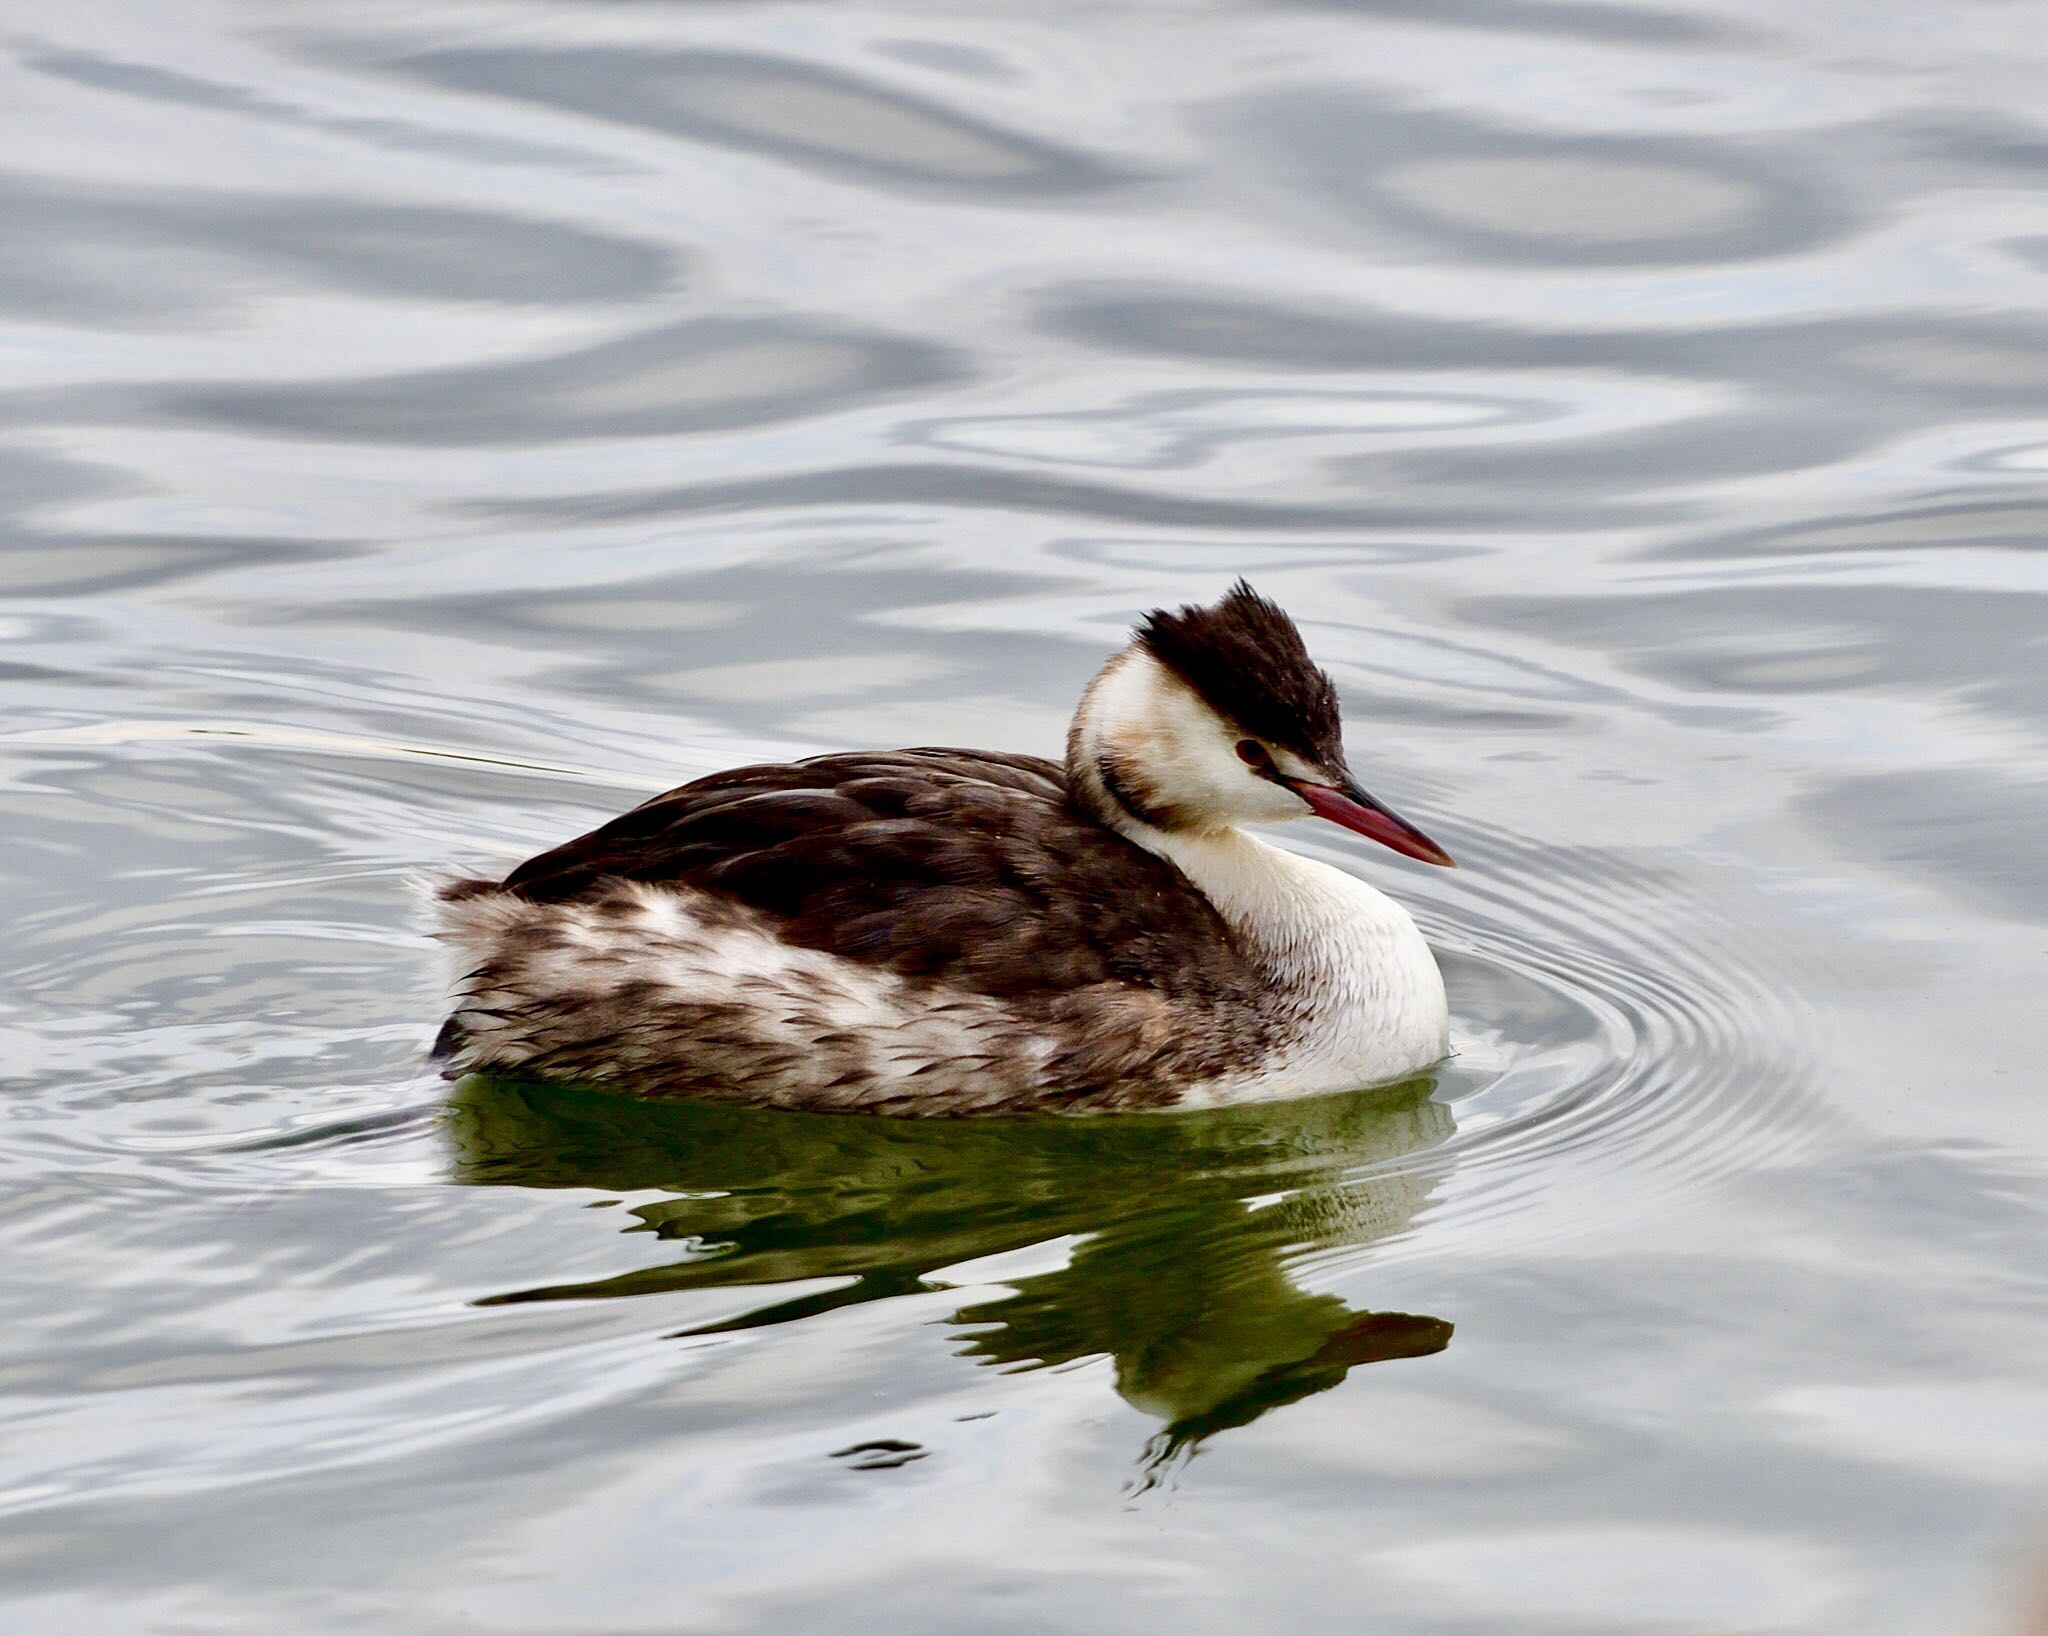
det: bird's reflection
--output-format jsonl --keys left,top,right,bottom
{"left": 446, "top": 1076, "right": 1455, "bottom": 1469}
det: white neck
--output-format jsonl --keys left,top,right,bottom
{"left": 1063, "top": 640, "right": 1449, "bottom": 1095}
{"left": 1140, "top": 825, "right": 1450, "bottom": 1097}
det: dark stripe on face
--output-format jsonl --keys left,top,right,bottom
{"left": 1095, "top": 752, "right": 1176, "bottom": 830}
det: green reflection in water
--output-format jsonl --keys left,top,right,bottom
{"left": 446, "top": 1076, "right": 1455, "bottom": 1470}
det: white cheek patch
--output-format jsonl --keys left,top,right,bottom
{"left": 1087, "top": 652, "right": 1310, "bottom": 828}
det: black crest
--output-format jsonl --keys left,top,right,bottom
{"left": 1137, "top": 581, "right": 1344, "bottom": 764}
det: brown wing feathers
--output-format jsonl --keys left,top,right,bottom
{"left": 469, "top": 749, "right": 1252, "bottom": 1004}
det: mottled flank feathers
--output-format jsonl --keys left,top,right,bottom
{"left": 435, "top": 750, "right": 1276, "bottom": 1112}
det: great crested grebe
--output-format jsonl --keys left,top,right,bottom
{"left": 431, "top": 582, "right": 1454, "bottom": 1115}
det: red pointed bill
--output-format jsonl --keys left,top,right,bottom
{"left": 1293, "top": 776, "right": 1455, "bottom": 868}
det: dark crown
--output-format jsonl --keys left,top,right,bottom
{"left": 1137, "top": 581, "right": 1344, "bottom": 765}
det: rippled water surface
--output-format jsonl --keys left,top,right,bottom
{"left": 6, "top": 2, "right": 2048, "bottom": 1631}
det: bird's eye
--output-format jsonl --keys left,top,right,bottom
{"left": 1235, "top": 739, "right": 1270, "bottom": 768}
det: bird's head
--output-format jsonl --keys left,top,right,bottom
{"left": 1067, "top": 581, "right": 1453, "bottom": 867}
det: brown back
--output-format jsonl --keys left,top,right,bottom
{"left": 491, "top": 749, "right": 1257, "bottom": 1002}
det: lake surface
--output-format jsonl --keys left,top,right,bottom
{"left": 5, "top": 1, "right": 2048, "bottom": 1631}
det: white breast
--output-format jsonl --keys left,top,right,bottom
{"left": 1143, "top": 828, "right": 1450, "bottom": 1105}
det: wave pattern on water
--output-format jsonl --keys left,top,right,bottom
{"left": 4, "top": 0, "right": 2048, "bottom": 1631}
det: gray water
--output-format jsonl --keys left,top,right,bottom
{"left": 5, "top": 2, "right": 2048, "bottom": 1631}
